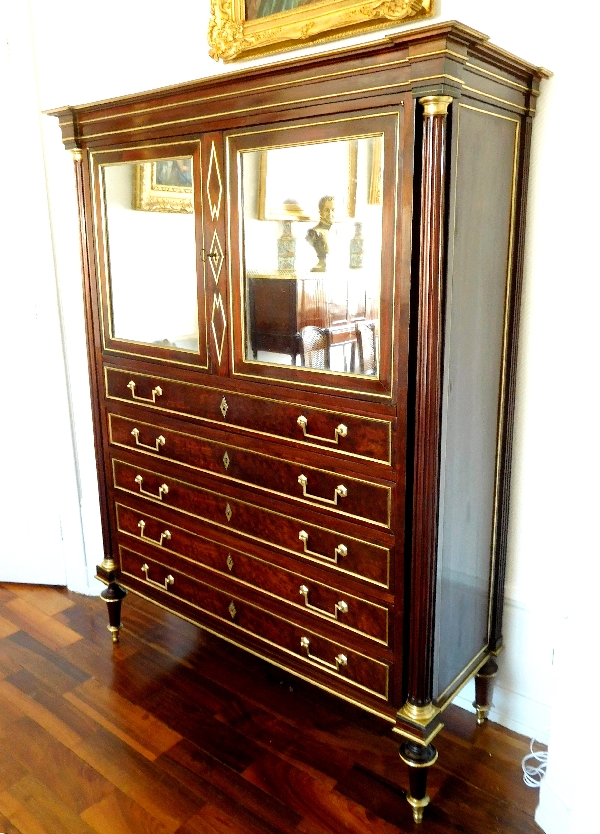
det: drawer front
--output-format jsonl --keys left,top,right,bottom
{"left": 116, "top": 502, "right": 389, "bottom": 644}
{"left": 112, "top": 458, "right": 391, "bottom": 588}
{"left": 119, "top": 546, "right": 390, "bottom": 700}
{"left": 109, "top": 413, "right": 391, "bottom": 527}
{"left": 105, "top": 366, "right": 392, "bottom": 465}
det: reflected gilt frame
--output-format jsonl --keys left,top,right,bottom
{"left": 133, "top": 161, "right": 193, "bottom": 214}
{"left": 208, "top": 0, "right": 434, "bottom": 62}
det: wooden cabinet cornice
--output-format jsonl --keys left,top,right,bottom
{"left": 51, "top": 21, "right": 548, "bottom": 823}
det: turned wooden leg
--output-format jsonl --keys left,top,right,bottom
{"left": 474, "top": 658, "right": 498, "bottom": 725}
{"left": 399, "top": 741, "right": 438, "bottom": 823}
{"left": 101, "top": 581, "right": 127, "bottom": 643}
{"left": 97, "top": 555, "right": 127, "bottom": 644}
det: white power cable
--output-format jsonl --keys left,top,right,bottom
{"left": 521, "top": 738, "right": 548, "bottom": 787}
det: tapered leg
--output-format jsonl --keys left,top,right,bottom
{"left": 474, "top": 658, "right": 499, "bottom": 725}
{"left": 101, "top": 581, "right": 127, "bottom": 643}
{"left": 399, "top": 741, "right": 438, "bottom": 823}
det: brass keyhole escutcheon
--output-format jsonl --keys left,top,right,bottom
{"left": 226, "top": 554, "right": 234, "bottom": 572}
{"left": 223, "top": 451, "right": 230, "bottom": 470}
{"left": 220, "top": 397, "right": 228, "bottom": 418}
{"left": 225, "top": 503, "right": 232, "bottom": 522}
{"left": 228, "top": 601, "right": 237, "bottom": 620}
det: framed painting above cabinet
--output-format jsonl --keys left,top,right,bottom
{"left": 208, "top": 0, "right": 434, "bottom": 61}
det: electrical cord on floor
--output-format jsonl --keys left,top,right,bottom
{"left": 521, "top": 738, "right": 548, "bottom": 787}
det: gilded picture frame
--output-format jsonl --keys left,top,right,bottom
{"left": 208, "top": 0, "right": 434, "bottom": 62}
{"left": 133, "top": 158, "right": 194, "bottom": 214}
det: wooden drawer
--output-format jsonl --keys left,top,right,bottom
{"left": 116, "top": 502, "right": 389, "bottom": 644}
{"left": 112, "top": 458, "right": 391, "bottom": 588}
{"left": 104, "top": 366, "right": 392, "bottom": 465}
{"left": 109, "top": 413, "right": 391, "bottom": 527}
{"left": 119, "top": 546, "right": 390, "bottom": 700}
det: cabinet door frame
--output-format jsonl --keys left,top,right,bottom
{"left": 226, "top": 110, "right": 406, "bottom": 402}
{"left": 90, "top": 141, "right": 210, "bottom": 370}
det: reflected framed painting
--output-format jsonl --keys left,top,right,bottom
{"left": 208, "top": 0, "right": 433, "bottom": 62}
{"left": 133, "top": 158, "right": 194, "bottom": 214}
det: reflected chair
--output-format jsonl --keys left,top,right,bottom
{"left": 352, "top": 320, "right": 378, "bottom": 375}
{"left": 299, "top": 326, "right": 331, "bottom": 370}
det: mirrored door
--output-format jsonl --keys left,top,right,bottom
{"left": 228, "top": 113, "right": 402, "bottom": 398}
{"left": 92, "top": 143, "right": 209, "bottom": 368}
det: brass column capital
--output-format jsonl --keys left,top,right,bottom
{"left": 419, "top": 95, "right": 453, "bottom": 117}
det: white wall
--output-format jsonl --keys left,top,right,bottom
{"left": 7, "top": 1, "right": 598, "bottom": 830}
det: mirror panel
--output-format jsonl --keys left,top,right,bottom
{"left": 241, "top": 135, "right": 383, "bottom": 377}
{"left": 101, "top": 157, "right": 200, "bottom": 352}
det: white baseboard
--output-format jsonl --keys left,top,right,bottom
{"left": 535, "top": 780, "right": 571, "bottom": 834}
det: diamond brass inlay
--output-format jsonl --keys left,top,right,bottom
{"left": 207, "top": 142, "right": 222, "bottom": 221}
{"left": 226, "top": 553, "right": 234, "bottom": 572}
{"left": 220, "top": 396, "right": 228, "bottom": 418}
{"left": 225, "top": 503, "right": 232, "bottom": 522}
{"left": 223, "top": 451, "right": 230, "bottom": 470}
{"left": 211, "top": 293, "right": 227, "bottom": 366}
{"left": 209, "top": 230, "right": 224, "bottom": 285}
{"left": 228, "top": 601, "right": 237, "bottom": 620}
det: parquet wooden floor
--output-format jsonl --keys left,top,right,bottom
{"left": 0, "top": 583, "right": 543, "bottom": 833}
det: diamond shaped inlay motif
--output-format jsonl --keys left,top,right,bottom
{"left": 225, "top": 503, "right": 232, "bottom": 522}
{"left": 223, "top": 451, "right": 230, "bottom": 470}
{"left": 211, "top": 293, "right": 227, "bottom": 367}
{"left": 208, "top": 230, "right": 224, "bottom": 286}
{"left": 226, "top": 553, "right": 234, "bottom": 572}
{"left": 228, "top": 601, "right": 237, "bottom": 620}
{"left": 207, "top": 142, "right": 222, "bottom": 221}
{"left": 220, "top": 396, "right": 228, "bottom": 418}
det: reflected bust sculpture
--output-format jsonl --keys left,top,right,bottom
{"left": 306, "top": 195, "right": 334, "bottom": 272}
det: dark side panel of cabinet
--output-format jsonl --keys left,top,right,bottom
{"left": 433, "top": 103, "right": 523, "bottom": 701}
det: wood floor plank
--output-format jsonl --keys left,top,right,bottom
{"left": 72, "top": 727, "right": 200, "bottom": 832}
{"left": 0, "top": 614, "right": 19, "bottom": 639}
{"left": 0, "top": 679, "right": 83, "bottom": 750}
{"left": 64, "top": 678, "right": 182, "bottom": 760}
{"left": 4, "top": 598, "right": 81, "bottom": 651}
{"left": 9, "top": 585, "right": 75, "bottom": 617}
{"left": 161, "top": 739, "right": 301, "bottom": 834}
{"left": 3, "top": 774, "right": 98, "bottom": 834}
{"left": 243, "top": 751, "right": 400, "bottom": 834}
{"left": 176, "top": 802, "right": 282, "bottom": 834}
{"left": 4, "top": 716, "right": 114, "bottom": 814}
{"left": 5, "top": 668, "right": 100, "bottom": 742}
{"left": 0, "top": 633, "right": 89, "bottom": 694}
{"left": 81, "top": 788, "right": 176, "bottom": 834}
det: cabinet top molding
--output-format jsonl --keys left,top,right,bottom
{"left": 47, "top": 21, "right": 550, "bottom": 152}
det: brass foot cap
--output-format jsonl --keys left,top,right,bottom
{"left": 407, "top": 794, "right": 430, "bottom": 824}
{"left": 473, "top": 702, "right": 491, "bottom": 725}
{"left": 107, "top": 624, "right": 122, "bottom": 644}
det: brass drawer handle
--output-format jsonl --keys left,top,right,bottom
{"left": 298, "top": 530, "right": 347, "bottom": 564}
{"left": 141, "top": 563, "right": 174, "bottom": 591}
{"left": 134, "top": 474, "right": 169, "bottom": 500}
{"left": 299, "top": 585, "right": 348, "bottom": 619}
{"left": 297, "top": 415, "right": 347, "bottom": 445}
{"left": 138, "top": 519, "right": 171, "bottom": 547}
{"left": 298, "top": 474, "right": 347, "bottom": 505}
{"left": 127, "top": 380, "right": 163, "bottom": 403}
{"left": 300, "top": 636, "right": 347, "bottom": 672}
{"left": 131, "top": 428, "right": 165, "bottom": 452}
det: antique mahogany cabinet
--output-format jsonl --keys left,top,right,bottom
{"left": 51, "top": 21, "right": 547, "bottom": 822}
